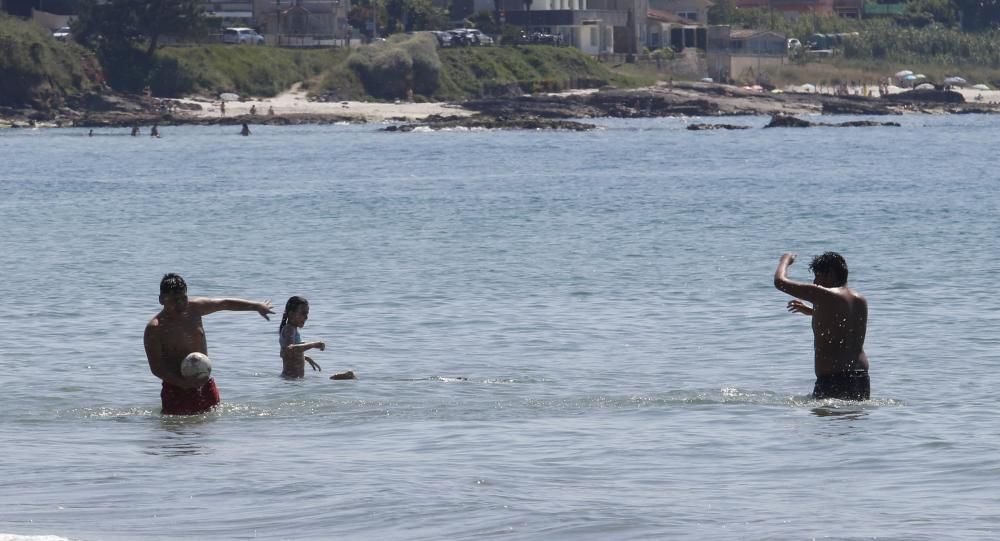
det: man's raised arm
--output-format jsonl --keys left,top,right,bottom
{"left": 774, "top": 252, "right": 825, "bottom": 303}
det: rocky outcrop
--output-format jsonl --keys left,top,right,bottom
{"left": 383, "top": 114, "right": 596, "bottom": 131}
{"left": 884, "top": 89, "right": 965, "bottom": 104}
{"left": 686, "top": 123, "right": 751, "bottom": 130}
{"left": 764, "top": 114, "right": 901, "bottom": 128}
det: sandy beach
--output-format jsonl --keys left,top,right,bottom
{"left": 176, "top": 83, "right": 472, "bottom": 122}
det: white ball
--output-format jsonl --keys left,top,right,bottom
{"left": 180, "top": 352, "right": 212, "bottom": 379}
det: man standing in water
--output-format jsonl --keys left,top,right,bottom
{"left": 145, "top": 273, "right": 274, "bottom": 414}
{"left": 774, "top": 252, "right": 870, "bottom": 400}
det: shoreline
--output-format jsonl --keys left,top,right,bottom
{"left": 3, "top": 81, "right": 1000, "bottom": 130}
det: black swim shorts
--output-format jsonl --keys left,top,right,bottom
{"left": 812, "top": 370, "right": 870, "bottom": 400}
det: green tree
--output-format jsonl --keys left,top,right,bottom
{"left": 384, "top": 0, "right": 448, "bottom": 33}
{"left": 467, "top": 10, "right": 502, "bottom": 34}
{"left": 73, "top": 0, "right": 206, "bottom": 59}
{"left": 954, "top": 0, "right": 1000, "bottom": 30}
{"left": 707, "top": 0, "right": 738, "bottom": 24}
{"left": 905, "top": 0, "right": 958, "bottom": 26}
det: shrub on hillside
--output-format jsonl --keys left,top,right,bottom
{"left": 347, "top": 33, "right": 441, "bottom": 98}
{"left": 0, "top": 14, "right": 99, "bottom": 107}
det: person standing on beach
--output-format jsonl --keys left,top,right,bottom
{"left": 774, "top": 252, "right": 871, "bottom": 400}
{"left": 144, "top": 273, "right": 274, "bottom": 415}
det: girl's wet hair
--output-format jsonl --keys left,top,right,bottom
{"left": 280, "top": 296, "right": 309, "bottom": 331}
{"left": 809, "top": 252, "right": 848, "bottom": 286}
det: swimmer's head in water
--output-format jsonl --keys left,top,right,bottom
{"left": 159, "top": 273, "right": 188, "bottom": 311}
{"left": 809, "top": 252, "right": 848, "bottom": 287}
{"left": 281, "top": 296, "right": 309, "bottom": 331}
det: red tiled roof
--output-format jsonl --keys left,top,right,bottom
{"left": 647, "top": 9, "right": 698, "bottom": 24}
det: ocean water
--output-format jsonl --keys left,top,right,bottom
{"left": 1, "top": 115, "right": 998, "bottom": 541}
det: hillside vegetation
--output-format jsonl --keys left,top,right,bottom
{"left": 161, "top": 35, "right": 643, "bottom": 100}
{"left": 0, "top": 13, "right": 100, "bottom": 107}
{"left": 154, "top": 46, "right": 347, "bottom": 97}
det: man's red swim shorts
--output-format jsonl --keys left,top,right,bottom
{"left": 160, "top": 378, "right": 221, "bottom": 415}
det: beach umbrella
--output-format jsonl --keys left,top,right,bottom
{"left": 700, "top": 77, "right": 713, "bottom": 83}
{"left": 894, "top": 70, "right": 913, "bottom": 78}
{"left": 972, "top": 83, "right": 991, "bottom": 90}
{"left": 915, "top": 83, "right": 935, "bottom": 90}
{"left": 943, "top": 76, "right": 967, "bottom": 86}
{"left": 219, "top": 92, "right": 240, "bottom": 101}
{"left": 914, "top": 74, "right": 927, "bottom": 79}
{"left": 800, "top": 83, "right": 816, "bottom": 92}
{"left": 903, "top": 75, "right": 918, "bottom": 81}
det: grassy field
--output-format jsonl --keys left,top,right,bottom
{"left": 158, "top": 39, "right": 643, "bottom": 100}
{"left": 434, "top": 45, "right": 645, "bottom": 98}
{"left": 155, "top": 46, "right": 348, "bottom": 98}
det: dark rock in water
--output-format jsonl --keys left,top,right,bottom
{"left": 764, "top": 115, "right": 814, "bottom": 128}
{"left": 462, "top": 96, "right": 598, "bottom": 119}
{"left": 383, "top": 114, "right": 596, "bottom": 132}
{"left": 687, "top": 123, "right": 751, "bottom": 130}
{"left": 822, "top": 96, "right": 895, "bottom": 115}
{"left": 834, "top": 120, "right": 901, "bottom": 127}
{"left": 765, "top": 114, "right": 900, "bottom": 128}
{"left": 885, "top": 89, "right": 965, "bottom": 104}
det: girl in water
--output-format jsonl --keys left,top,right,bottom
{"left": 279, "top": 296, "right": 355, "bottom": 380}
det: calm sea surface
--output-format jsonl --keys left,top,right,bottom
{"left": 1, "top": 115, "right": 998, "bottom": 541}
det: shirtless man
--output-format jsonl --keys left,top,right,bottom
{"left": 145, "top": 273, "right": 274, "bottom": 415}
{"left": 774, "top": 252, "right": 870, "bottom": 400}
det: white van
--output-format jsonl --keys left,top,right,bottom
{"left": 223, "top": 27, "right": 265, "bottom": 45}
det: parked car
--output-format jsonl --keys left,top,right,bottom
{"left": 51, "top": 26, "right": 71, "bottom": 41}
{"left": 447, "top": 28, "right": 494, "bottom": 46}
{"left": 517, "top": 31, "right": 564, "bottom": 46}
{"left": 222, "top": 27, "right": 264, "bottom": 45}
{"left": 430, "top": 30, "right": 453, "bottom": 47}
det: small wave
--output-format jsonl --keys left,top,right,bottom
{"left": 0, "top": 535, "right": 79, "bottom": 541}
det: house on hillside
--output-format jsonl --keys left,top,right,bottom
{"left": 253, "top": 0, "right": 351, "bottom": 42}
{"left": 650, "top": 0, "right": 710, "bottom": 23}
{"left": 706, "top": 26, "right": 785, "bottom": 83}
{"left": 496, "top": 0, "right": 648, "bottom": 55}
{"left": 646, "top": 9, "right": 705, "bottom": 50}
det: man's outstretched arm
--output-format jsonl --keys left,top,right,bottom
{"left": 193, "top": 298, "right": 274, "bottom": 320}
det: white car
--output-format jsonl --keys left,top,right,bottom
{"left": 448, "top": 28, "right": 494, "bottom": 46}
{"left": 51, "top": 26, "right": 71, "bottom": 41}
{"left": 223, "top": 27, "right": 265, "bottom": 45}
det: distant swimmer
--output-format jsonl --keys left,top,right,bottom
{"left": 240, "top": 123, "right": 251, "bottom": 136}
{"left": 144, "top": 273, "right": 274, "bottom": 415}
{"left": 131, "top": 125, "right": 139, "bottom": 136}
{"left": 774, "top": 252, "right": 870, "bottom": 400}
{"left": 279, "top": 296, "right": 355, "bottom": 380}
{"left": 150, "top": 124, "right": 160, "bottom": 138}
{"left": 88, "top": 129, "right": 93, "bottom": 137}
